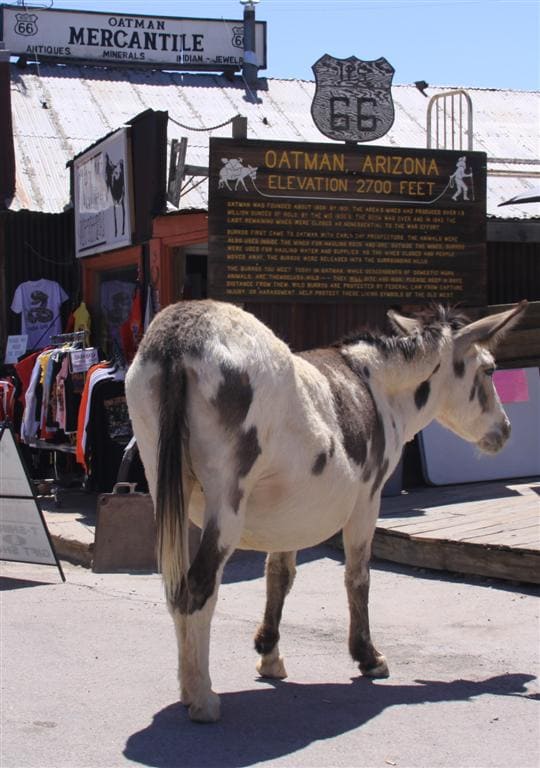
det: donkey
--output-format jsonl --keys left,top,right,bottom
{"left": 125, "top": 298, "right": 527, "bottom": 722}
{"left": 104, "top": 154, "right": 125, "bottom": 237}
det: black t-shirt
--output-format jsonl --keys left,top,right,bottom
{"left": 85, "top": 378, "right": 132, "bottom": 492}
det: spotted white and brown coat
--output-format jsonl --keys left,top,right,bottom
{"left": 125, "top": 298, "right": 527, "bottom": 722}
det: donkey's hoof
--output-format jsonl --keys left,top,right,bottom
{"left": 360, "top": 655, "right": 390, "bottom": 679}
{"left": 188, "top": 692, "right": 221, "bottom": 723}
{"left": 257, "top": 655, "right": 288, "bottom": 679}
{"left": 180, "top": 688, "right": 192, "bottom": 707}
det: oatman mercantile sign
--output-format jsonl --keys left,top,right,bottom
{"left": 208, "top": 138, "right": 487, "bottom": 305}
{"left": 0, "top": 5, "right": 267, "bottom": 70}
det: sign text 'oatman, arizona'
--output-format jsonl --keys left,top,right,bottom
{"left": 208, "top": 139, "right": 487, "bottom": 305}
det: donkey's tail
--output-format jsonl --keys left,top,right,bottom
{"left": 156, "top": 356, "right": 188, "bottom": 606}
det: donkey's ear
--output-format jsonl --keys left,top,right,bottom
{"left": 387, "top": 309, "right": 422, "bottom": 335}
{"left": 454, "top": 300, "right": 528, "bottom": 353}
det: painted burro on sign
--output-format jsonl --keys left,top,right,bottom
{"left": 311, "top": 55, "right": 395, "bottom": 142}
{"left": 208, "top": 138, "right": 487, "bottom": 304}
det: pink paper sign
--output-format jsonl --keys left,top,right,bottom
{"left": 493, "top": 369, "right": 529, "bottom": 403}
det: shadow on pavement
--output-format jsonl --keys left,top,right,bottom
{"left": 124, "top": 672, "right": 536, "bottom": 768}
{"left": 201, "top": 542, "right": 539, "bottom": 597}
{"left": 384, "top": 480, "right": 534, "bottom": 510}
{"left": 222, "top": 543, "right": 342, "bottom": 585}
{"left": 0, "top": 576, "right": 56, "bottom": 590}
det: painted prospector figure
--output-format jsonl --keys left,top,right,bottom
{"left": 450, "top": 156, "right": 473, "bottom": 201}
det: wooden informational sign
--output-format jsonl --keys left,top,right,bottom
{"left": 208, "top": 138, "right": 487, "bottom": 305}
{"left": 0, "top": 425, "right": 65, "bottom": 580}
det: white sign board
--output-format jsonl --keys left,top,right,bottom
{"left": 419, "top": 368, "right": 540, "bottom": 484}
{"left": 1, "top": 6, "right": 267, "bottom": 70}
{"left": 0, "top": 426, "right": 65, "bottom": 579}
{"left": 74, "top": 128, "right": 133, "bottom": 258}
{"left": 4, "top": 334, "right": 28, "bottom": 363}
{"left": 69, "top": 347, "right": 99, "bottom": 373}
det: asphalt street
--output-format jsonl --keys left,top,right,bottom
{"left": 1, "top": 546, "right": 539, "bottom": 768}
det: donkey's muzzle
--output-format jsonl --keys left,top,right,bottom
{"left": 478, "top": 418, "right": 511, "bottom": 454}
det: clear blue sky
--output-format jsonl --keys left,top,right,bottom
{"left": 32, "top": 0, "right": 540, "bottom": 90}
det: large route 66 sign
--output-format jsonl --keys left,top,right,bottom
{"left": 311, "top": 54, "right": 395, "bottom": 143}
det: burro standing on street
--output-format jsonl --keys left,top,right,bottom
{"left": 125, "top": 298, "right": 527, "bottom": 723}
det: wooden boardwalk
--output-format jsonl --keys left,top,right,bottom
{"left": 375, "top": 478, "right": 539, "bottom": 584}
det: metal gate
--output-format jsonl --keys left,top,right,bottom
{"left": 427, "top": 89, "right": 473, "bottom": 150}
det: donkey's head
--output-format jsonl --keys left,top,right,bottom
{"left": 389, "top": 301, "right": 528, "bottom": 454}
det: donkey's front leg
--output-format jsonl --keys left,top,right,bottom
{"left": 254, "top": 551, "right": 297, "bottom": 679}
{"left": 342, "top": 506, "right": 389, "bottom": 678}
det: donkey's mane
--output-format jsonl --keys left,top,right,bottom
{"left": 334, "top": 305, "right": 470, "bottom": 361}
{"left": 409, "top": 304, "right": 470, "bottom": 330}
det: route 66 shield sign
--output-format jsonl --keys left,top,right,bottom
{"left": 311, "top": 54, "right": 395, "bottom": 142}
{"left": 14, "top": 12, "right": 38, "bottom": 36}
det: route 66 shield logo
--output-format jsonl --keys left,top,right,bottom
{"left": 311, "top": 54, "right": 395, "bottom": 142}
{"left": 231, "top": 26, "right": 244, "bottom": 49}
{"left": 14, "top": 12, "right": 38, "bottom": 37}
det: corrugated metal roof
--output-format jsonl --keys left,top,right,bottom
{"left": 8, "top": 63, "right": 540, "bottom": 218}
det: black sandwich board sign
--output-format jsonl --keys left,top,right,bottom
{"left": 0, "top": 425, "right": 65, "bottom": 581}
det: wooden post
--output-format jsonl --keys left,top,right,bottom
{"left": 242, "top": 1, "right": 258, "bottom": 88}
{"left": 232, "top": 115, "right": 247, "bottom": 139}
{"left": 167, "top": 137, "right": 187, "bottom": 207}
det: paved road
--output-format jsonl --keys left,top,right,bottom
{"left": 1, "top": 546, "right": 539, "bottom": 768}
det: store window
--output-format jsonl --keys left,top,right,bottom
{"left": 98, "top": 266, "right": 138, "bottom": 359}
{"left": 167, "top": 245, "right": 208, "bottom": 302}
{"left": 80, "top": 245, "right": 142, "bottom": 361}
{"left": 183, "top": 250, "right": 207, "bottom": 300}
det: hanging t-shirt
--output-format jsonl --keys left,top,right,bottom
{"left": 84, "top": 378, "right": 132, "bottom": 492}
{"left": 120, "top": 285, "right": 143, "bottom": 364}
{"left": 72, "top": 302, "right": 91, "bottom": 334}
{"left": 65, "top": 301, "right": 92, "bottom": 345}
{"left": 11, "top": 279, "right": 68, "bottom": 350}
{"left": 100, "top": 280, "right": 134, "bottom": 357}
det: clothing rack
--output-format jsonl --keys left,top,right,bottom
{"left": 26, "top": 438, "right": 77, "bottom": 507}
{"left": 26, "top": 332, "right": 89, "bottom": 505}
